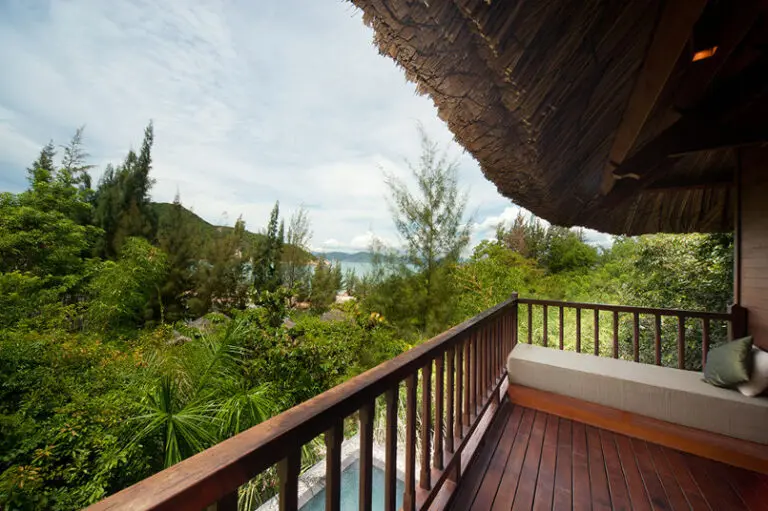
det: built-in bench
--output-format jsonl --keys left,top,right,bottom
{"left": 506, "top": 343, "right": 768, "bottom": 473}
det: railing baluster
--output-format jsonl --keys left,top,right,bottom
{"left": 677, "top": 316, "right": 686, "bottom": 370}
{"left": 559, "top": 306, "right": 564, "bottom": 350}
{"left": 420, "top": 363, "right": 432, "bottom": 490}
{"left": 462, "top": 337, "right": 470, "bottom": 429}
{"left": 576, "top": 307, "right": 582, "bottom": 353}
{"left": 404, "top": 375, "right": 417, "bottom": 511}
{"left": 446, "top": 347, "right": 454, "bottom": 455}
{"left": 702, "top": 318, "right": 710, "bottom": 369}
{"left": 325, "top": 421, "right": 343, "bottom": 511}
{"left": 655, "top": 315, "right": 662, "bottom": 366}
{"left": 360, "top": 402, "right": 374, "bottom": 511}
{"left": 594, "top": 308, "right": 600, "bottom": 356}
{"left": 543, "top": 305, "right": 548, "bottom": 347}
{"left": 497, "top": 316, "right": 502, "bottom": 379}
{"left": 613, "top": 311, "right": 619, "bottom": 359}
{"left": 278, "top": 450, "right": 300, "bottom": 511}
{"left": 471, "top": 332, "right": 478, "bottom": 415}
{"left": 633, "top": 312, "right": 640, "bottom": 362}
{"left": 480, "top": 326, "right": 486, "bottom": 398}
{"left": 384, "top": 389, "right": 398, "bottom": 511}
{"left": 528, "top": 303, "right": 533, "bottom": 344}
{"left": 434, "top": 352, "right": 444, "bottom": 471}
{"left": 216, "top": 491, "right": 238, "bottom": 511}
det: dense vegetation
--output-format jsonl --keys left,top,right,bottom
{"left": 0, "top": 126, "right": 732, "bottom": 509}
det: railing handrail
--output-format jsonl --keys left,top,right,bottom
{"left": 518, "top": 297, "right": 732, "bottom": 321}
{"left": 88, "top": 298, "right": 516, "bottom": 511}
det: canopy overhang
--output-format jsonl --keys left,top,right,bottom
{"left": 350, "top": 0, "right": 768, "bottom": 234}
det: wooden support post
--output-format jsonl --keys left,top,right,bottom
{"left": 728, "top": 304, "right": 748, "bottom": 340}
{"left": 420, "top": 364, "right": 432, "bottom": 490}
{"left": 633, "top": 312, "right": 640, "bottom": 362}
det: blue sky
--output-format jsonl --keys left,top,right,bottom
{"left": 0, "top": 0, "right": 611, "bottom": 251}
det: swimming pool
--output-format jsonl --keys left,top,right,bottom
{"left": 300, "top": 459, "right": 404, "bottom": 511}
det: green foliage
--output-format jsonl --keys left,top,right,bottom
{"left": 88, "top": 238, "right": 168, "bottom": 331}
{"left": 0, "top": 331, "right": 151, "bottom": 510}
{"left": 189, "top": 217, "right": 251, "bottom": 316}
{"left": 309, "top": 260, "right": 342, "bottom": 312}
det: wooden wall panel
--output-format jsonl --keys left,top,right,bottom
{"left": 739, "top": 147, "right": 768, "bottom": 350}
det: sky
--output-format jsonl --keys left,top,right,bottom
{"left": 0, "top": 0, "right": 612, "bottom": 252}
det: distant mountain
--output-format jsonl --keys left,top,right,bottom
{"left": 151, "top": 203, "right": 314, "bottom": 261}
{"left": 317, "top": 251, "right": 375, "bottom": 263}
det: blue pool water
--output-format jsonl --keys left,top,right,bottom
{"left": 301, "top": 460, "right": 404, "bottom": 511}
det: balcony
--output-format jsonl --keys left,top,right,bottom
{"left": 88, "top": 296, "right": 767, "bottom": 511}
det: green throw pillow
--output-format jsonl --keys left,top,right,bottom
{"left": 704, "top": 336, "right": 753, "bottom": 388}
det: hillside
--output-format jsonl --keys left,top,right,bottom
{"left": 151, "top": 202, "right": 314, "bottom": 261}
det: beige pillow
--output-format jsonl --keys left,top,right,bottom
{"left": 738, "top": 347, "right": 768, "bottom": 397}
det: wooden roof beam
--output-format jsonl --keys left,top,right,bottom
{"left": 602, "top": 115, "right": 768, "bottom": 208}
{"left": 600, "top": 0, "right": 707, "bottom": 195}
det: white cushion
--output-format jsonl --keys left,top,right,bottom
{"left": 739, "top": 348, "right": 768, "bottom": 397}
{"left": 507, "top": 343, "right": 768, "bottom": 445}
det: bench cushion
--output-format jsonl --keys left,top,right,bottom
{"left": 507, "top": 344, "right": 768, "bottom": 445}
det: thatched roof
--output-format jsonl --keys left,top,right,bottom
{"left": 351, "top": 0, "right": 768, "bottom": 235}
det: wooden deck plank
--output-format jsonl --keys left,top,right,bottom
{"left": 614, "top": 434, "right": 652, "bottom": 511}
{"left": 532, "top": 413, "right": 559, "bottom": 511}
{"left": 662, "top": 447, "right": 713, "bottom": 511}
{"left": 448, "top": 402, "right": 512, "bottom": 511}
{"left": 511, "top": 411, "right": 547, "bottom": 511}
{"left": 630, "top": 437, "right": 671, "bottom": 511}
{"left": 490, "top": 408, "right": 536, "bottom": 511}
{"left": 585, "top": 425, "right": 612, "bottom": 511}
{"left": 553, "top": 418, "right": 573, "bottom": 511}
{"left": 450, "top": 402, "right": 768, "bottom": 511}
{"left": 696, "top": 456, "right": 751, "bottom": 510}
{"left": 570, "top": 421, "right": 592, "bottom": 511}
{"left": 598, "top": 429, "right": 631, "bottom": 511}
{"left": 682, "top": 451, "right": 740, "bottom": 510}
{"left": 646, "top": 442, "right": 690, "bottom": 511}
{"left": 471, "top": 405, "right": 525, "bottom": 510}
{"left": 720, "top": 465, "right": 768, "bottom": 511}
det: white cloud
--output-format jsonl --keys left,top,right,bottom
{"left": 0, "top": 0, "right": 610, "bottom": 252}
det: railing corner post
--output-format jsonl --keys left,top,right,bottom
{"left": 728, "top": 303, "right": 748, "bottom": 340}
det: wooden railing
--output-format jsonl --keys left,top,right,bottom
{"left": 88, "top": 297, "right": 519, "bottom": 511}
{"left": 517, "top": 298, "right": 744, "bottom": 370}
{"left": 86, "top": 295, "right": 743, "bottom": 511}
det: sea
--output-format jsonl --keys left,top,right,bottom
{"left": 335, "top": 261, "right": 375, "bottom": 277}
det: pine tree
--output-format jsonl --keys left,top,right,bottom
{"left": 157, "top": 194, "right": 199, "bottom": 320}
{"left": 384, "top": 126, "right": 471, "bottom": 334}
{"left": 93, "top": 122, "right": 157, "bottom": 257}
{"left": 26, "top": 142, "right": 56, "bottom": 187}
{"left": 252, "top": 202, "right": 284, "bottom": 293}
{"left": 283, "top": 207, "right": 313, "bottom": 298}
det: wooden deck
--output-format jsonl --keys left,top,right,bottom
{"left": 449, "top": 400, "right": 768, "bottom": 511}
